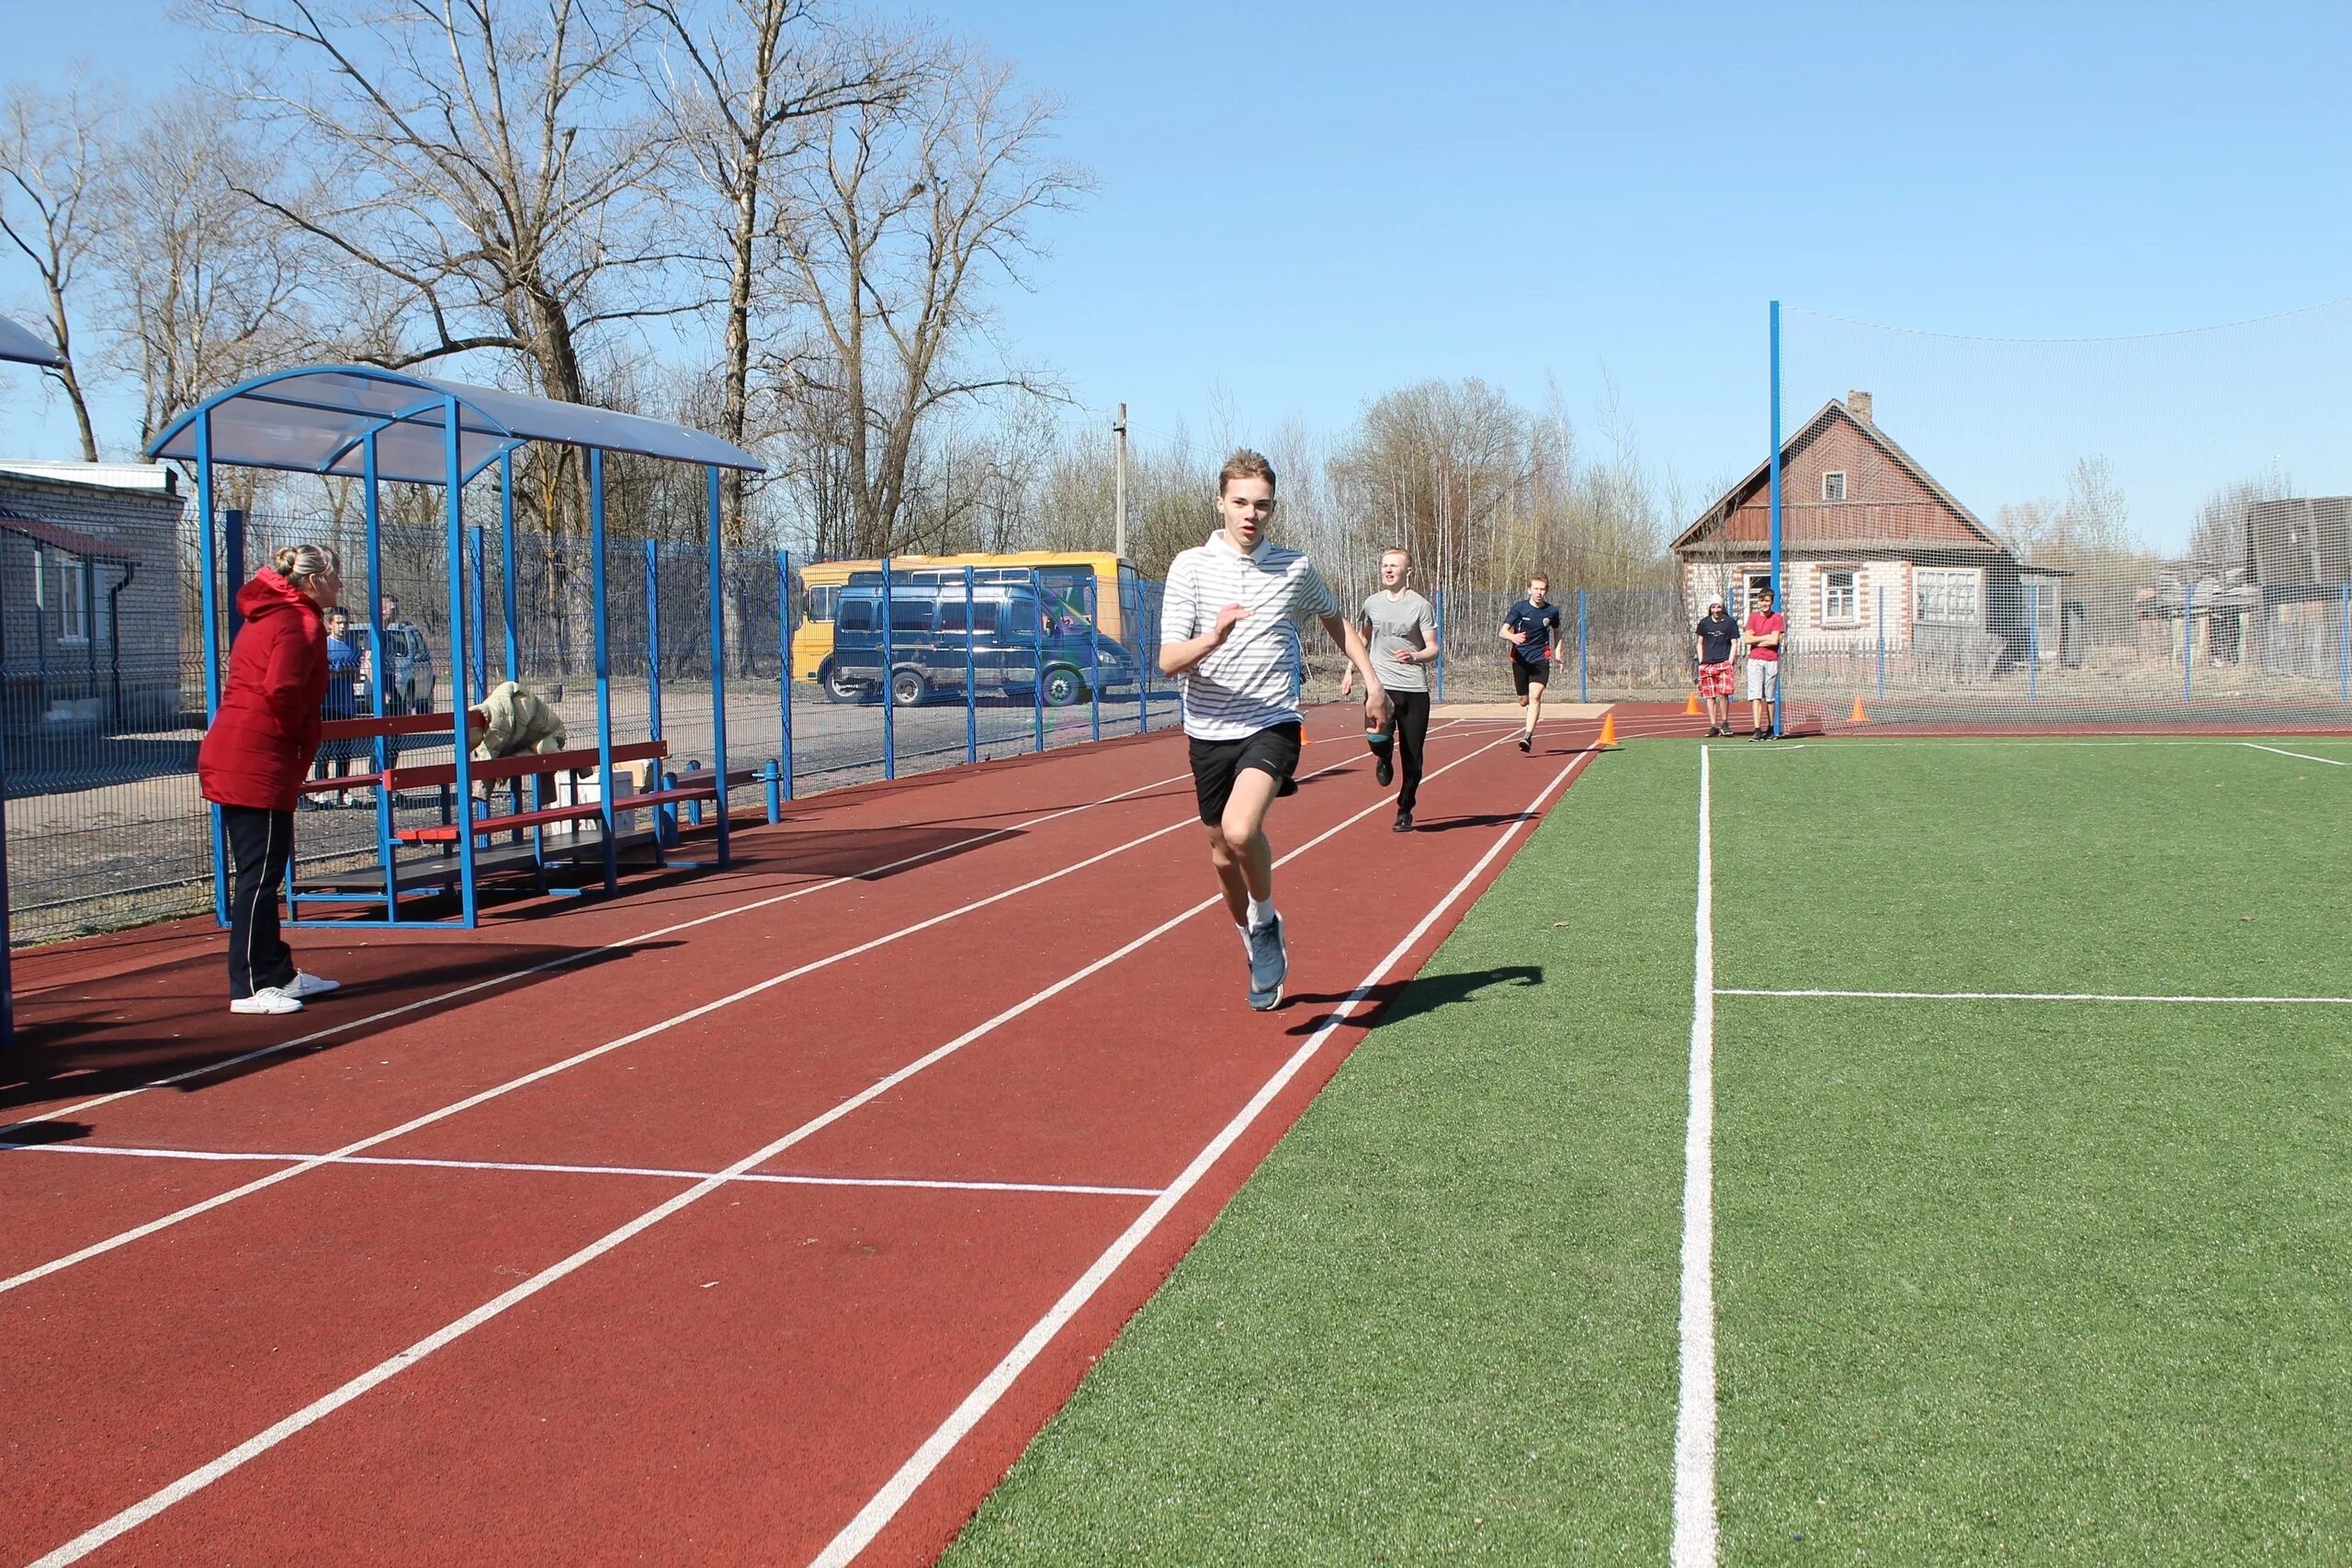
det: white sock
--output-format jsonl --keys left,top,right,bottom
{"left": 1247, "top": 896, "right": 1275, "bottom": 930}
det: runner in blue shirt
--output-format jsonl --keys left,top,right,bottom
{"left": 1499, "top": 575, "right": 1563, "bottom": 753}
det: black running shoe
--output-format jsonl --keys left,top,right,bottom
{"left": 1518, "top": 731, "right": 1532, "bottom": 753}
{"left": 1394, "top": 811, "right": 1413, "bottom": 832}
{"left": 1374, "top": 755, "right": 1393, "bottom": 787}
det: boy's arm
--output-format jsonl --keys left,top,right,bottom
{"left": 1340, "top": 613, "right": 1371, "bottom": 695}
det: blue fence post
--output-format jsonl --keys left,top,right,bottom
{"left": 2182, "top": 581, "right": 2196, "bottom": 705}
{"left": 441, "top": 395, "right": 479, "bottom": 926}
{"left": 224, "top": 509, "right": 246, "bottom": 640}
{"left": 1769, "top": 298, "right": 1784, "bottom": 739}
{"left": 589, "top": 449, "right": 618, "bottom": 892}
{"left": 363, "top": 435, "right": 396, "bottom": 918}
{"left": 880, "top": 555, "right": 897, "bottom": 780}
{"left": 1431, "top": 589, "right": 1446, "bottom": 703}
{"left": 196, "top": 413, "right": 231, "bottom": 927}
{"left": 469, "top": 525, "right": 488, "bottom": 704}
{"left": 963, "top": 565, "right": 978, "bottom": 765}
{"left": 1577, "top": 588, "right": 1589, "bottom": 703}
{"left": 1086, "top": 575, "right": 1102, "bottom": 743}
{"left": 643, "top": 540, "right": 663, "bottom": 744}
{"left": 777, "top": 549, "right": 794, "bottom": 804}
{"left": 498, "top": 450, "right": 521, "bottom": 683}
{"left": 1030, "top": 568, "right": 1046, "bottom": 752}
{"left": 704, "top": 466, "right": 729, "bottom": 867}
{"left": 2339, "top": 583, "right": 2350, "bottom": 703}
{"left": 2027, "top": 581, "right": 2040, "bottom": 704}
{"left": 1134, "top": 577, "right": 1150, "bottom": 736}
{"left": 1875, "top": 583, "right": 1886, "bottom": 704}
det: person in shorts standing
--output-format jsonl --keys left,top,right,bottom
{"left": 1340, "top": 547, "right": 1439, "bottom": 831}
{"left": 1500, "top": 574, "right": 1562, "bottom": 753}
{"left": 1159, "top": 449, "right": 1389, "bottom": 1010}
{"left": 1693, "top": 592, "right": 1739, "bottom": 738}
{"left": 1744, "top": 583, "right": 1786, "bottom": 739}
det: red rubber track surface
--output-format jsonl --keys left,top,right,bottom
{"left": 3, "top": 706, "right": 1610, "bottom": 1566}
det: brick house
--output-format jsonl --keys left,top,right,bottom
{"left": 1672, "top": 391, "right": 2063, "bottom": 674}
{"left": 1, "top": 460, "right": 188, "bottom": 739}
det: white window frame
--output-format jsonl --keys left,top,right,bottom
{"left": 1818, "top": 567, "right": 1859, "bottom": 626}
{"left": 1914, "top": 566, "right": 1984, "bottom": 627}
{"left": 1821, "top": 470, "right": 1848, "bottom": 502}
{"left": 55, "top": 550, "right": 90, "bottom": 643}
{"left": 1731, "top": 570, "right": 1775, "bottom": 621}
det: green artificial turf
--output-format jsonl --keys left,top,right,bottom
{"left": 944, "top": 743, "right": 1702, "bottom": 1564}
{"left": 943, "top": 736, "right": 2348, "bottom": 1565}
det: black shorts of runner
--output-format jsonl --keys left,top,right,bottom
{"left": 1511, "top": 658, "right": 1552, "bottom": 696}
{"left": 1189, "top": 722, "right": 1303, "bottom": 826}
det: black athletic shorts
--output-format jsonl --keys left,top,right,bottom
{"left": 1511, "top": 658, "right": 1552, "bottom": 695}
{"left": 1189, "top": 722, "right": 1303, "bottom": 826}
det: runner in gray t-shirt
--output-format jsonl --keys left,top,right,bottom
{"left": 1340, "top": 547, "right": 1440, "bottom": 830}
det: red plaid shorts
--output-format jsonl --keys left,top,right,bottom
{"left": 1697, "top": 660, "right": 1735, "bottom": 697}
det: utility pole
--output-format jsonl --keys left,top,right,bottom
{"left": 1113, "top": 402, "right": 1129, "bottom": 560}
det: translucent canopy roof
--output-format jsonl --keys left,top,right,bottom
{"left": 0, "top": 314, "right": 65, "bottom": 367}
{"left": 146, "top": 366, "right": 762, "bottom": 484}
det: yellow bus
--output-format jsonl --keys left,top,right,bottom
{"left": 794, "top": 550, "right": 1144, "bottom": 700}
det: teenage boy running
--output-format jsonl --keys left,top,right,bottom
{"left": 1340, "top": 547, "right": 1439, "bottom": 831}
{"left": 1744, "top": 583, "right": 1786, "bottom": 739}
{"left": 1500, "top": 574, "right": 1562, "bottom": 752}
{"left": 1159, "top": 449, "right": 1390, "bottom": 1010}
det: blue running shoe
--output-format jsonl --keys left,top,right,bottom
{"left": 1246, "top": 914, "right": 1287, "bottom": 1010}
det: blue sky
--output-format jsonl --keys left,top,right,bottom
{"left": 6, "top": 0, "right": 2348, "bottom": 547}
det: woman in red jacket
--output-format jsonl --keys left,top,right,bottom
{"left": 197, "top": 544, "right": 346, "bottom": 1015}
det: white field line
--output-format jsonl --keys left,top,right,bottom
{"left": 24, "top": 729, "right": 1528, "bottom": 1568}
{"left": 0, "top": 740, "right": 1399, "bottom": 1299}
{"left": 2241, "top": 742, "right": 2346, "bottom": 765}
{"left": 0, "top": 1142, "right": 1161, "bottom": 1199}
{"left": 1670, "top": 745, "right": 1719, "bottom": 1568}
{"left": 1817, "top": 737, "right": 2352, "bottom": 749}
{"left": 1720, "top": 987, "right": 2352, "bottom": 1006}
{"left": 807, "top": 744, "right": 1592, "bottom": 1568}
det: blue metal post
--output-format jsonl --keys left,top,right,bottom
{"left": 643, "top": 540, "right": 663, "bottom": 742}
{"left": 364, "top": 436, "right": 396, "bottom": 917}
{"left": 1431, "top": 589, "right": 1447, "bottom": 703}
{"left": 879, "top": 555, "right": 897, "bottom": 780}
{"left": 2027, "top": 581, "right": 2040, "bottom": 704}
{"left": 197, "top": 412, "right": 230, "bottom": 925}
{"left": 442, "top": 397, "right": 478, "bottom": 925}
{"left": 1086, "top": 575, "right": 1102, "bottom": 743}
{"left": 1576, "top": 588, "right": 1589, "bottom": 703}
{"left": 706, "top": 467, "right": 730, "bottom": 866}
{"left": 777, "top": 549, "right": 794, "bottom": 803}
{"left": 2340, "top": 583, "right": 2351, "bottom": 703}
{"left": 469, "top": 525, "right": 488, "bottom": 703}
{"left": 1133, "top": 576, "right": 1149, "bottom": 736}
{"left": 1769, "top": 299, "right": 1784, "bottom": 737}
{"left": 1875, "top": 583, "right": 1886, "bottom": 704}
{"left": 589, "top": 450, "right": 617, "bottom": 891}
{"left": 1031, "top": 568, "right": 1046, "bottom": 751}
{"left": 499, "top": 450, "right": 520, "bottom": 683}
{"left": 224, "top": 509, "right": 246, "bottom": 639}
{"left": 2181, "top": 581, "right": 2196, "bottom": 704}
{"left": 963, "top": 565, "right": 978, "bottom": 764}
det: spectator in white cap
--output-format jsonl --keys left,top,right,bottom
{"left": 1693, "top": 592, "right": 1739, "bottom": 738}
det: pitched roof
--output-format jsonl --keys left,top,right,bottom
{"left": 1671, "top": 398, "right": 2009, "bottom": 557}
{"left": 0, "top": 509, "right": 134, "bottom": 560}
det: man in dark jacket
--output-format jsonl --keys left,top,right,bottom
{"left": 198, "top": 546, "right": 347, "bottom": 1015}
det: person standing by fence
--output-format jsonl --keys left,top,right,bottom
{"left": 311, "top": 604, "right": 363, "bottom": 807}
{"left": 1341, "top": 547, "right": 1438, "bottom": 831}
{"left": 1693, "top": 592, "right": 1740, "bottom": 738}
{"left": 197, "top": 545, "right": 346, "bottom": 1016}
{"left": 1744, "top": 583, "right": 1786, "bottom": 739}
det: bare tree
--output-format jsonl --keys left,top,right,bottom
{"left": 636, "top": 0, "right": 905, "bottom": 540}
{"left": 0, "top": 79, "right": 116, "bottom": 460}
{"left": 200, "top": 0, "right": 687, "bottom": 409}
{"left": 772, "top": 36, "right": 1092, "bottom": 556}
{"left": 103, "top": 90, "right": 334, "bottom": 445}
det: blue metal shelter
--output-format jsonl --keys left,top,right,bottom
{"left": 146, "top": 366, "right": 763, "bottom": 930}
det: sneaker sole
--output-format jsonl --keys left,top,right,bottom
{"left": 1248, "top": 984, "right": 1283, "bottom": 1011}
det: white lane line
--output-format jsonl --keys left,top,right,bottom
{"left": 0, "top": 1142, "right": 1161, "bottom": 1199}
{"left": 1670, "top": 745, "right": 1719, "bottom": 1568}
{"left": 1719, "top": 987, "right": 2352, "bottom": 1005}
{"left": 0, "top": 747, "right": 1381, "bottom": 1299}
{"left": 2241, "top": 742, "right": 2346, "bottom": 765}
{"left": 1818, "top": 737, "right": 2352, "bottom": 749}
{"left": 807, "top": 744, "right": 1592, "bottom": 1568}
{"left": 25, "top": 730, "right": 1529, "bottom": 1568}
{"left": 1, "top": 756, "right": 1227, "bottom": 1133}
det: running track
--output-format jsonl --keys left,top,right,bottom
{"left": 0, "top": 706, "right": 1665, "bottom": 1565}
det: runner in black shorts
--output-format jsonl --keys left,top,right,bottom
{"left": 1500, "top": 574, "right": 1562, "bottom": 753}
{"left": 1159, "top": 450, "right": 1388, "bottom": 1010}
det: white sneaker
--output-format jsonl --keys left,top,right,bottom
{"left": 283, "top": 971, "right": 342, "bottom": 999}
{"left": 230, "top": 987, "right": 304, "bottom": 1016}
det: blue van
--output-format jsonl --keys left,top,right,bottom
{"left": 828, "top": 573, "right": 1138, "bottom": 706}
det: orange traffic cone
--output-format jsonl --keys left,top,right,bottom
{"left": 1682, "top": 691, "right": 1701, "bottom": 716}
{"left": 1849, "top": 695, "right": 1870, "bottom": 725}
{"left": 1594, "top": 711, "right": 1622, "bottom": 750}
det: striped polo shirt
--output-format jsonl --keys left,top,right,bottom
{"left": 1159, "top": 530, "right": 1339, "bottom": 741}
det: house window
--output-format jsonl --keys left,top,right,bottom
{"left": 1819, "top": 568, "right": 1859, "bottom": 625}
{"left": 1736, "top": 570, "right": 1775, "bottom": 620}
{"left": 54, "top": 551, "right": 89, "bottom": 643}
{"left": 1821, "top": 471, "right": 1848, "bottom": 502}
{"left": 1915, "top": 567, "right": 1983, "bottom": 626}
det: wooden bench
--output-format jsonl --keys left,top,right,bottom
{"left": 383, "top": 740, "right": 671, "bottom": 845}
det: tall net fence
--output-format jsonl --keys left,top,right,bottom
{"left": 1744, "top": 301, "right": 2352, "bottom": 733}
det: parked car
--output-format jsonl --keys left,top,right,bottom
{"left": 368, "top": 621, "right": 438, "bottom": 713}
{"left": 828, "top": 576, "right": 1136, "bottom": 706}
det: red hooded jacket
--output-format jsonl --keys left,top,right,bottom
{"left": 198, "top": 571, "right": 328, "bottom": 812}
